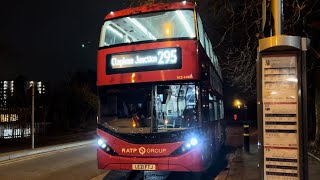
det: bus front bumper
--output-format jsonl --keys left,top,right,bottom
{"left": 97, "top": 147, "right": 206, "bottom": 172}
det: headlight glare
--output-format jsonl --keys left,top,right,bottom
{"left": 190, "top": 137, "right": 198, "bottom": 146}
{"left": 98, "top": 139, "right": 104, "bottom": 146}
{"left": 97, "top": 137, "right": 118, "bottom": 156}
{"left": 171, "top": 136, "right": 200, "bottom": 156}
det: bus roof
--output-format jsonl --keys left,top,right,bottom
{"left": 104, "top": 2, "right": 195, "bottom": 20}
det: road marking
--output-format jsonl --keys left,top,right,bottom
{"left": 308, "top": 152, "right": 320, "bottom": 162}
{"left": 89, "top": 170, "right": 110, "bottom": 180}
{"left": 0, "top": 143, "right": 95, "bottom": 166}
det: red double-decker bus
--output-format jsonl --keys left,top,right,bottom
{"left": 97, "top": 1, "right": 225, "bottom": 172}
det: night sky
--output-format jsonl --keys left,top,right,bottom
{"left": 0, "top": 0, "right": 125, "bottom": 80}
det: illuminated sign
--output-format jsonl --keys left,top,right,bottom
{"left": 106, "top": 47, "right": 182, "bottom": 74}
{"left": 121, "top": 147, "right": 167, "bottom": 155}
{"left": 262, "top": 55, "right": 300, "bottom": 179}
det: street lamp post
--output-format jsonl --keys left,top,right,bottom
{"left": 31, "top": 81, "right": 35, "bottom": 149}
{"left": 31, "top": 83, "right": 35, "bottom": 149}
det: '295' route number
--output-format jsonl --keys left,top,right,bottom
{"left": 157, "top": 49, "right": 177, "bottom": 64}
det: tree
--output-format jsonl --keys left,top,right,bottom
{"left": 126, "top": 0, "right": 320, "bottom": 143}
{"left": 46, "top": 70, "right": 98, "bottom": 131}
{"left": 127, "top": 0, "right": 319, "bottom": 97}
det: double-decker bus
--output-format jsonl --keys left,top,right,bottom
{"left": 97, "top": 1, "right": 225, "bottom": 172}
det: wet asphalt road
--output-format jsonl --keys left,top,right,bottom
{"left": 0, "top": 143, "right": 229, "bottom": 180}
{"left": 0, "top": 126, "right": 248, "bottom": 180}
{"left": 0, "top": 145, "right": 107, "bottom": 180}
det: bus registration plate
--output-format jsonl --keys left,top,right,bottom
{"left": 132, "top": 164, "right": 156, "bottom": 170}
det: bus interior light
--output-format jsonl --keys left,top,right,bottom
{"left": 176, "top": 10, "right": 195, "bottom": 38}
{"left": 164, "top": 22, "right": 172, "bottom": 37}
{"left": 127, "top": 17, "right": 157, "bottom": 40}
{"left": 107, "top": 26, "right": 123, "bottom": 38}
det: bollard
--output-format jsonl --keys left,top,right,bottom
{"left": 243, "top": 123, "right": 250, "bottom": 152}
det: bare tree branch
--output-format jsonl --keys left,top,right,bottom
{"left": 125, "top": 0, "right": 319, "bottom": 98}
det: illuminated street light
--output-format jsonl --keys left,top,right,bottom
{"left": 164, "top": 22, "right": 172, "bottom": 37}
{"left": 234, "top": 99, "right": 242, "bottom": 109}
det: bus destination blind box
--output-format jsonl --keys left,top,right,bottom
{"left": 106, "top": 47, "right": 182, "bottom": 74}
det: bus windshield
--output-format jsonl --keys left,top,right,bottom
{"left": 100, "top": 10, "right": 196, "bottom": 47}
{"left": 98, "top": 83, "right": 199, "bottom": 134}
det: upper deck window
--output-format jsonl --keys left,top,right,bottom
{"left": 100, "top": 10, "right": 196, "bottom": 47}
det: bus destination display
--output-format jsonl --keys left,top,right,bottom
{"left": 106, "top": 47, "right": 181, "bottom": 74}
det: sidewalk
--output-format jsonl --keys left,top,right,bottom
{"left": 309, "top": 152, "right": 320, "bottom": 180}
{"left": 217, "top": 125, "right": 320, "bottom": 180}
{"left": 224, "top": 145, "right": 259, "bottom": 180}
{"left": 215, "top": 125, "right": 259, "bottom": 180}
{"left": 221, "top": 145, "right": 320, "bottom": 180}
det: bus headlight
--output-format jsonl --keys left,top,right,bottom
{"left": 190, "top": 137, "right": 198, "bottom": 146}
{"left": 98, "top": 139, "right": 105, "bottom": 147}
{"left": 171, "top": 136, "right": 199, "bottom": 156}
{"left": 97, "top": 137, "right": 118, "bottom": 156}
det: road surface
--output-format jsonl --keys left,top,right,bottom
{"left": 1, "top": 126, "right": 319, "bottom": 180}
{"left": 0, "top": 140, "right": 227, "bottom": 180}
{"left": 0, "top": 144, "right": 108, "bottom": 180}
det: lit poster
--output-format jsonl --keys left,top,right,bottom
{"left": 262, "top": 55, "right": 299, "bottom": 180}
